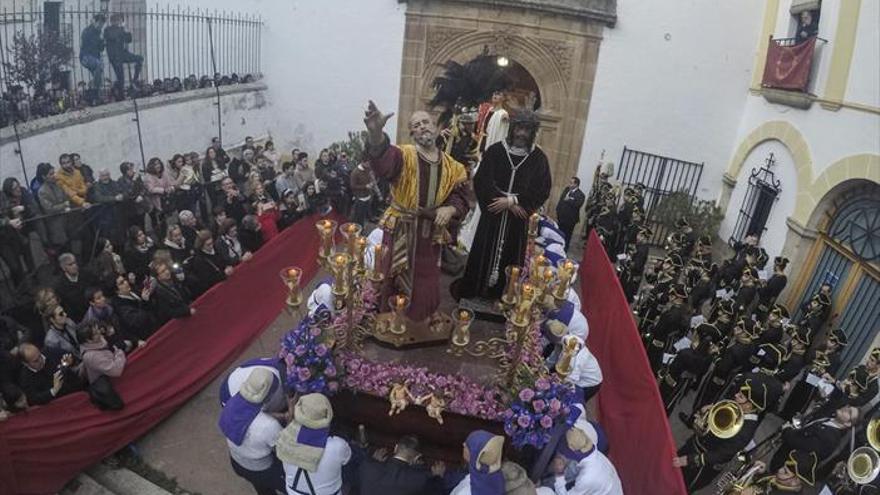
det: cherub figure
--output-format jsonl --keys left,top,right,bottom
{"left": 417, "top": 388, "right": 448, "bottom": 425}
{"left": 388, "top": 381, "right": 414, "bottom": 416}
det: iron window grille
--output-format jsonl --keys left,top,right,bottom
{"left": 728, "top": 153, "right": 782, "bottom": 247}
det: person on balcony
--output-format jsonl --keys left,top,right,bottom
{"left": 795, "top": 10, "right": 819, "bottom": 44}
{"left": 104, "top": 13, "right": 143, "bottom": 100}
{"left": 79, "top": 14, "right": 106, "bottom": 105}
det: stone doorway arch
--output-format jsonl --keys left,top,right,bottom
{"left": 396, "top": 0, "right": 616, "bottom": 212}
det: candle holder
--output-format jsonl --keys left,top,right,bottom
{"left": 553, "top": 258, "right": 576, "bottom": 301}
{"left": 279, "top": 266, "right": 303, "bottom": 311}
{"left": 450, "top": 308, "right": 474, "bottom": 351}
{"left": 339, "top": 222, "right": 362, "bottom": 256}
{"left": 388, "top": 294, "right": 410, "bottom": 335}
{"left": 353, "top": 236, "right": 368, "bottom": 274}
{"left": 368, "top": 244, "right": 387, "bottom": 284}
{"left": 555, "top": 335, "right": 580, "bottom": 379}
{"left": 528, "top": 213, "right": 540, "bottom": 238}
{"left": 501, "top": 265, "right": 522, "bottom": 306}
{"left": 529, "top": 254, "right": 549, "bottom": 283}
{"left": 316, "top": 219, "right": 338, "bottom": 264}
{"left": 510, "top": 282, "right": 537, "bottom": 328}
{"left": 329, "top": 252, "right": 352, "bottom": 310}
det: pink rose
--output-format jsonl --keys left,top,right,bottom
{"left": 540, "top": 415, "right": 553, "bottom": 429}
{"left": 535, "top": 377, "right": 551, "bottom": 391}
{"left": 517, "top": 415, "right": 531, "bottom": 428}
{"left": 532, "top": 399, "right": 546, "bottom": 412}
{"left": 549, "top": 398, "right": 562, "bottom": 412}
{"left": 518, "top": 388, "right": 536, "bottom": 402}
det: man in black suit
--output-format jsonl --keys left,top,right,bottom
{"left": 769, "top": 404, "right": 858, "bottom": 471}
{"left": 555, "top": 176, "right": 586, "bottom": 252}
{"left": 54, "top": 252, "right": 98, "bottom": 323}
{"left": 17, "top": 343, "right": 83, "bottom": 405}
{"left": 357, "top": 435, "right": 445, "bottom": 495}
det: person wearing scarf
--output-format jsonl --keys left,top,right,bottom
{"left": 219, "top": 356, "right": 286, "bottom": 414}
{"left": 276, "top": 393, "right": 351, "bottom": 495}
{"left": 219, "top": 368, "right": 285, "bottom": 495}
{"left": 548, "top": 427, "right": 622, "bottom": 495}
{"left": 450, "top": 430, "right": 506, "bottom": 495}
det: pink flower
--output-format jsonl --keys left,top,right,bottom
{"left": 535, "top": 377, "right": 551, "bottom": 391}
{"left": 549, "top": 398, "right": 562, "bottom": 413}
{"left": 532, "top": 399, "right": 546, "bottom": 412}
{"left": 294, "top": 345, "right": 307, "bottom": 356}
{"left": 315, "top": 344, "right": 328, "bottom": 356}
{"left": 325, "top": 365, "right": 337, "bottom": 377}
{"left": 297, "top": 367, "right": 311, "bottom": 381}
{"left": 517, "top": 415, "right": 531, "bottom": 428}
{"left": 519, "top": 388, "right": 536, "bottom": 402}
{"left": 540, "top": 415, "right": 554, "bottom": 429}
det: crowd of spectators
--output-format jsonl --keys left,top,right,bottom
{"left": 0, "top": 134, "right": 388, "bottom": 420}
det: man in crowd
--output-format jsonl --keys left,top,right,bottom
{"left": 555, "top": 176, "right": 585, "bottom": 252}
{"left": 104, "top": 13, "right": 144, "bottom": 100}
{"left": 54, "top": 252, "right": 97, "bottom": 322}
{"left": 358, "top": 435, "right": 446, "bottom": 495}
{"left": 18, "top": 343, "right": 82, "bottom": 405}
{"left": 79, "top": 14, "right": 106, "bottom": 105}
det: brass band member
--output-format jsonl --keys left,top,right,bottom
{"left": 734, "top": 267, "right": 760, "bottom": 319}
{"left": 812, "top": 348, "right": 880, "bottom": 420}
{"left": 729, "top": 343, "right": 786, "bottom": 423}
{"left": 758, "top": 304, "right": 789, "bottom": 347}
{"left": 798, "top": 291, "right": 832, "bottom": 340}
{"left": 646, "top": 283, "right": 690, "bottom": 373}
{"left": 622, "top": 226, "right": 651, "bottom": 303}
{"left": 637, "top": 254, "right": 682, "bottom": 331}
{"left": 659, "top": 316, "right": 726, "bottom": 411}
{"left": 769, "top": 405, "right": 858, "bottom": 472}
{"left": 777, "top": 326, "right": 812, "bottom": 389}
{"left": 780, "top": 328, "right": 847, "bottom": 421}
{"left": 755, "top": 256, "right": 789, "bottom": 322}
{"left": 673, "top": 381, "right": 767, "bottom": 491}
{"left": 740, "top": 451, "right": 818, "bottom": 495}
{"left": 672, "top": 217, "right": 696, "bottom": 263}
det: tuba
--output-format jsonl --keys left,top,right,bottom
{"left": 695, "top": 400, "right": 745, "bottom": 439}
{"left": 847, "top": 446, "right": 880, "bottom": 485}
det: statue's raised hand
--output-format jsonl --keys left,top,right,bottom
{"left": 364, "top": 100, "right": 395, "bottom": 142}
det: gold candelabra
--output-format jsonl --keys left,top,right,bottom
{"left": 316, "top": 219, "right": 338, "bottom": 264}
{"left": 279, "top": 266, "right": 304, "bottom": 315}
{"left": 329, "top": 252, "right": 352, "bottom": 311}
{"left": 553, "top": 258, "right": 576, "bottom": 301}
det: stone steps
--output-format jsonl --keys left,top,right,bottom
{"left": 60, "top": 464, "right": 175, "bottom": 495}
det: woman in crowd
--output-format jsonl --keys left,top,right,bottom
{"left": 150, "top": 260, "right": 194, "bottom": 325}
{"left": 43, "top": 303, "right": 80, "bottom": 359}
{"left": 118, "top": 161, "right": 151, "bottom": 229}
{"left": 92, "top": 237, "right": 127, "bottom": 291}
{"left": 144, "top": 157, "right": 176, "bottom": 233}
{"left": 36, "top": 163, "right": 71, "bottom": 257}
{"left": 239, "top": 215, "right": 264, "bottom": 254}
{"left": 123, "top": 225, "right": 156, "bottom": 285}
{"left": 250, "top": 181, "right": 279, "bottom": 241}
{"left": 216, "top": 219, "right": 252, "bottom": 266}
{"left": 188, "top": 229, "right": 233, "bottom": 297}
{"left": 1, "top": 177, "right": 40, "bottom": 285}
{"left": 262, "top": 140, "right": 280, "bottom": 168}
{"left": 112, "top": 274, "right": 158, "bottom": 341}
{"left": 202, "top": 146, "right": 228, "bottom": 206}
{"left": 162, "top": 224, "right": 191, "bottom": 264}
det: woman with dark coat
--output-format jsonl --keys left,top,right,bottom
{"left": 150, "top": 261, "right": 194, "bottom": 325}
{"left": 1, "top": 177, "right": 40, "bottom": 285}
{"left": 111, "top": 275, "right": 159, "bottom": 340}
{"left": 186, "top": 229, "right": 232, "bottom": 298}
{"left": 123, "top": 225, "right": 155, "bottom": 286}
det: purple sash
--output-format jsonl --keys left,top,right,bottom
{"left": 296, "top": 425, "right": 329, "bottom": 448}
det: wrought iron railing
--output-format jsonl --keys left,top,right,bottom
{"left": 0, "top": 5, "right": 262, "bottom": 128}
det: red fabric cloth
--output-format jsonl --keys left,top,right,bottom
{"left": 0, "top": 214, "right": 334, "bottom": 495}
{"left": 579, "top": 231, "right": 686, "bottom": 495}
{"left": 257, "top": 209, "right": 280, "bottom": 241}
{"left": 761, "top": 36, "right": 817, "bottom": 92}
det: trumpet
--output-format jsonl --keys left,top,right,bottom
{"left": 695, "top": 400, "right": 745, "bottom": 439}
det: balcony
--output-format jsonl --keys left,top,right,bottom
{"left": 760, "top": 36, "right": 828, "bottom": 109}
{"left": 0, "top": 5, "right": 262, "bottom": 130}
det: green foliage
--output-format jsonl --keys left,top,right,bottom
{"left": 328, "top": 130, "right": 368, "bottom": 163}
{"left": 653, "top": 190, "right": 724, "bottom": 238}
{"left": 2, "top": 30, "right": 72, "bottom": 95}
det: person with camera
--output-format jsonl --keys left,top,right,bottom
{"left": 17, "top": 342, "right": 83, "bottom": 406}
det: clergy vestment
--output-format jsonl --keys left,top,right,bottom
{"left": 457, "top": 141, "right": 551, "bottom": 300}
{"left": 369, "top": 138, "right": 470, "bottom": 321}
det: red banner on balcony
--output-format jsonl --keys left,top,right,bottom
{"left": 762, "top": 36, "right": 817, "bottom": 92}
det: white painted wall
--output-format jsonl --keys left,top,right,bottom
{"left": 577, "top": 0, "right": 764, "bottom": 200}
{"left": 178, "top": 0, "right": 406, "bottom": 155}
{"left": 0, "top": 88, "right": 273, "bottom": 182}
{"left": 846, "top": 0, "right": 880, "bottom": 108}
{"left": 719, "top": 140, "right": 798, "bottom": 261}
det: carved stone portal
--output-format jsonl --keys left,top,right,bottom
{"left": 397, "top": 0, "right": 615, "bottom": 212}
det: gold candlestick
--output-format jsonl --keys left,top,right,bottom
{"left": 388, "top": 294, "right": 409, "bottom": 335}
{"left": 553, "top": 259, "right": 576, "bottom": 300}
{"left": 353, "top": 236, "right": 368, "bottom": 273}
{"left": 330, "top": 253, "right": 352, "bottom": 310}
{"left": 529, "top": 254, "right": 549, "bottom": 282}
{"left": 528, "top": 213, "right": 540, "bottom": 238}
{"left": 316, "top": 219, "right": 338, "bottom": 263}
{"left": 278, "top": 266, "right": 303, "bottom": 310}
{"left": 368, "top": 244, "right": 387, "bottom": 284}
{"left": 450, "top": 308, "right": 474, "bottom": 350}
{"left": 511, "top": 282, "right": 537, "bottom": 328}
{"left": 339, "top": 222, "right": 362, "bottom": 256}
{"left": 501, "top": 265, "right": 522, "bottom": 306}
{"left": 555, "top": 335, "right": 580, "bottom": 379}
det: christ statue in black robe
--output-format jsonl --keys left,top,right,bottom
{"left": 455, "top": 109, "right": 552, "bottom": 300}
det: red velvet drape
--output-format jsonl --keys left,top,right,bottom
{"left": 0, "top": 214, "right": 332, "bottom": 495}
{"left": 579, "top": 230, "right": 687, "bottom": 495}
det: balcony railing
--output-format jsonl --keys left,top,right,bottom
{"left": 760, "top": 35, "right": 828, "bottom": 108}
{"left": 0, "top": 5, "right": 262, "bottom": 129}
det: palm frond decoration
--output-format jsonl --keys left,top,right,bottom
{"left": 429, "top": 55, "right": 511, "bottom": 124}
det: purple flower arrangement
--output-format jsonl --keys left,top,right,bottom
{"left": 337, "top": 351, "right": 505, "bottom": 420}
{"left": 503, "top": 374, "right": 576, "bottom": 449}
{"left": 279, "top": 317, "right": 342, "bottom": 396}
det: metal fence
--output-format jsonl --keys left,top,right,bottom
{"left": 0, "top": 4, "right": 262, "bottom": 127}
{"left": 615, "top": 146, "right": 704, "bottom": 246}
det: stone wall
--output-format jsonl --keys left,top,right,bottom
{"left": 0, "top": 83, "right": 273, "bottom": 181}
